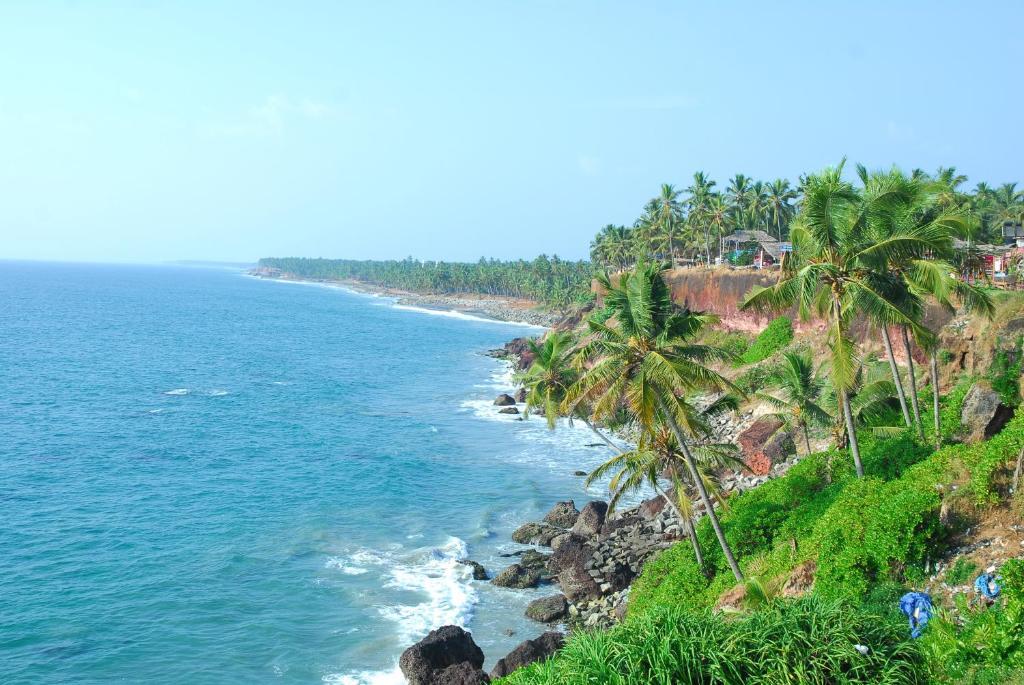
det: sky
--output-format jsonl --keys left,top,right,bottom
{"left": 1, "top": 1, "right": 1022, "bottom": 264}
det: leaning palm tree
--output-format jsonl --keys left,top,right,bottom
{"left": 756, "top": 350, "right": 830, "bottom": 455}
{"left": 518, "top": 330, "right": 623, "bottom": 451}
{"left": 741, "top": 163, "right": 939, "bottom": 477}
{"left": 587, "top": 425, "right": 741, "bottom": 575}
{"left": 566, "top": 262, "right": 746, "bottom": 580}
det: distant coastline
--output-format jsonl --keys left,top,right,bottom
{"left": 248, "top": 268, "right": 562, "bottom": 327}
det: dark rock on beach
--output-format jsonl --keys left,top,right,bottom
{"left": 489, "top": 632, "right": 564, "bottom": 680}
{"left": 493, "top": 393, "right": 516, "bottom": 406}
{"left": 511, "top": 522, "right": 562, "bottom": 546}
{"left": 525, "top": 594, "right": 569, "bottom": 623}
{"left": 514, "top": 387, "right": 527, "bottom": 403}
{"left": 458, "top": 559, "right": 488, "bottom": 580}
{"left": 498, "top": 406, "right": 520, "bottom": 414}
{"left": 571, "top": 500, "right": 608, "bottom": 538}
{"left": 573, "top": 470, "right": 587, "bottom": 477}
{"left": 491, "top": 563, "right": 542, "bottom": 589}
{"left": 542, "top": 500, "right": 580, "bottom": 528}
{"left": 518, "top": 549, "right": 552, "bottom": 574}
{"left": 399, "top": 625, "right": 488, "bottom": 685}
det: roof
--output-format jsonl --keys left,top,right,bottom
{"left": 723, "top": 230, "right": 778, "bottom": 245}
{"left": 952, "top": 239, "right": 1011, "bottom": 256}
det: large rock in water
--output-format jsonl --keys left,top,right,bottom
{"left": 494, "top": 394, "right": 516, "bottom": 406}
{"left": 399, "top": 625, "right": 488, "bottom": 685}
{"left": 571, "top": 500, "right": 608, "bottom": 538}
{"left": 498, "top": 406, "right": 520, "bottom": 415}
{"left": 543, "top": 500, "right": 580, "bottom": 528}
{"left": 525, "top": 594, "right": 569, "bottom": 623}
{"left": 489, "top": 632, "right": 564, "bottom": 680}
{"left": 515, "top": 387, "right": 528, "bottom": 403}
{"left": 737, "top": 416, "right": 785, "bottom": 458}
{"left": 549, "top": 534, "right": 601, "bottom": 601}
{"left": 491, "top": 563, "right": 542, "bottom": 589}
{"left": 458, "top": 559, "right": 488, "bottom": 580}
{"left": 511, "top": 522, "right": 562, "bottom": 546}
{"left": 961, "top": 382, "right": 1014, "bottom": 443}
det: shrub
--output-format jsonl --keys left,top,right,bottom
{"left": 627, "top": 543, "right": 709, "bottom": 617}
{"left": 741, "top": 316, "right": 794, "bottom": 365}
{"left": 964, "top": 409, "right": 1024, "bottom": 505}
{"left": 988, "top": 336, "right": 1023, "bottom": 407}
{"left": 497, "top": 598, "right": 926, "bottom": 685}
{"left": 946, "top": 557, "right": 978, "bottom": 585}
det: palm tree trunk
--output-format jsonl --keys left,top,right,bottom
{"left": 839, "top": 388, "right": 865, "bottom": 477}
{"left": 801, "top": 421, "right": 812, "bottom": 456}
{"left": 656, "top": 396, "right": 743, "bottom": 582}
{"left": 655, "top": 482, "right": 706, "bottom": 573}
{"left": 881, "top": 326, "right": 912, "bottom": 428}
{"left": 583, "top": 418, "right": 621, "bottom": 454}
{"left": 901, "top": 326, "right": 925, "bottom": 439}
{"left": 831, "top": 295, "right": 864, "bottom": 478}
{"left": 930, "top": 352, "right": 942, "bottom": 450}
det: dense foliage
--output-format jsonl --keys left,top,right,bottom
{"left": 498, "top": 598, "right": 927, "bottom": 685}
{"left": 740, "top": 315, "right": 793, "bottom": 364}
{"left": 590, "top": 168, "right": 1024, "bottom": 271}
{"left": 257, "top": 256, "right": 594, "bottom": 306}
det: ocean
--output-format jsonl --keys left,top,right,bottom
{"left": 0, "top": 262, "right": 629, "bottom": 684}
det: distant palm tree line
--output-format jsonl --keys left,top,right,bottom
{"left": 257, "top": 255, "right": 594, "bottom": 307}
{"left": 590, "top": 168, "right": 1024, "bottom": 270}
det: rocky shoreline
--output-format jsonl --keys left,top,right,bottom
{"left": 396, "top": 340, "right": 808, "bottom": 684}
{"left": 249, "top": 268, "right": 564, "bottom": 327}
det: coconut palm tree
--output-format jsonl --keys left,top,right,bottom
{"left": 740, "top": 163, "right": 939, "bottom": 477}
{"left": 766, "top": 179, "right": 798, "bottom": 240}
{"left": 652, "top": 184, "right": 685, "bottom": 264}
{"left": 756, "top": 350, "right": 830, "bottom": 455}
{"left": 566, "top": 262, "right": 745, "bottom": 580}
{"left": 587, "top": 425, "right": 741, "bottom": 575}
{"left": 726, "top": 174, "right": 753, "bottom": 230}
{"left": 518, "top": 330, "right": 624, "bottom": 452}
{"left": 686, "top": 172, "right": 717, "bottom": 265}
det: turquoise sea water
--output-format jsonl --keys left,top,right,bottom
{"left": 0, "top": 263, "right": 623, "bottom": 684}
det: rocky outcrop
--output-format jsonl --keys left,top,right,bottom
{"left": 511, "top": 522, "right": 562, "bottom": 546}
{"left": 491, "top": 563, "right": 542, "bottom": 589}
{"left": 571, "top": 500, "right": 608, "bottom": 537}
{"left": 515, "top": 388, "right": 527, "bottom": 403}
{"left": 458, "top": 559, "right": 488, "bottom": 580}
{"left": 494, "top": 394, "right": 516, "bottom": 406}
{"left": 543, "top": 500, "right": 580, "bottom": 528}
{"left": 498, "top": 407, "right": 520, "bottom": 415}
{"left": 399, "top": 625, "right": 488, "bottom": 685}
{"left": 489, "top": 632, "right": 564, "bottom": 680}
{"left": 738, "top": 417, "right": 785, "bottom": 458}
{"left": 525, "top": 594, "right": 568, "bottom": 623}
{"left": 782, "top": 560, "right": 816, "bottom": 597}
{"left": 961, "top": 382, "right": 1014, "bottom": 443}
{"left": 763, "top": 430, "right": 796, "bottom": 463}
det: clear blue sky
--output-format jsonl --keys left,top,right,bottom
{"left": 2, "top": 2, "right": 1021, "bottom": 263}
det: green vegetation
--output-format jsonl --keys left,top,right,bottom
{"left": 740, "top": 315, "right": 792, "bottom": 364}
{"left": 257, "top": 255, "right": 594, "bottom": 307}
{"left": 499, "top": 598, "right": 927, "bottom": 685}
{"left": 988, "top": 336, "right": 1024, "bottom": 407}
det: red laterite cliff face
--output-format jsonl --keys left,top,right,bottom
{"left": 593, "top": 269, "right": 809, "bottom": 332}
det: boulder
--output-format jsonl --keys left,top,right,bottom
{"left": 639, "top": 494, "right": 667, "bottom": 519}
{"left": 399, "top": 625, "right": 486, "bottom": 685}
{"left": 515, "top": 388, "right": 527, "bottom": 403}
{"left": 744, "top": 451, "right": 772, "bottom": 477}
{"left": 571, "top": 500, "right": 608, "bottom": 538}
{"left": 549, "top": 533, "right": 572, "bottom": 551}
{"left": 961, "top": 382, "right": 1014, "bottom": 443}
{"left": 714, "top": 583, "right": 748, "bottom": 611}
{"left": 491, "top": 563, "right": 541, "bottom": 589}
{"left": 763, "top": 430, "right": 796, "bottom": 462}
{"left": 550, "top": 535, "right": 601, "bottom": 602}
{"left": 498, "top": 407, "right": 520, "bottom": 415}
{"left": 573, "top": 470, "right": 588, "bottom": 477}
{"left": 489, "top": 632, "right": 564, "bottom": 680}
{"left": 494, "top": 394, "right": 516, "bottom": 406}
{"left": 543, "top": 500, "right": 580, "bottom": 528}
{"left": 782, "top": 560, "right": 816, "bottom": 598}
{"left": 518, "top": 549, "right": 552, "bottom": 574}
{"left": 458, "top": 559, "right": 488, "bottom": 580}
{"left": 547, "top": 534, "right": 592, "bottom": 575}
{"left": 434, "top": 661, "right": 490, "bottom": 684}
{"left": 524, "top": 594, "right": 568, "bottom": 623}
{"left": 511, "top": 522, "right": 562, "bottom": 546}
{"left": 737, "top": 416, "right": 785, "bottom": 458}
{"left": 599, "top": 512, "right": 642, "bottom": 539}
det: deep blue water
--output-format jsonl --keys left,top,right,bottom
{"left": 0, "top": 263, "right": 620, "bottom": 684}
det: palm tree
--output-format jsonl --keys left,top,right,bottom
{"left": 587, "top": 425, "right": 741, "bottom": 575}
{"left": 726, "top": 174, "right": 753, "bottom": 230}
{"left": 757, "top": 351, "right": 830, "bottom": 455}
{"left": 766, "top": 179, "right": 798, "bottom": 240}
{"left": 566, "top": 263, "right": 745, "bottom": 580}
{"left": 686, "top": 172, "right": 717, "bottom": 265}
{"left": 653, "top": 184, "right": 685, "bottom": 265}
{"left": 518, "top": 330, "right": 623, "bottom": 451}
{"left": 741, "top": 163, "right": 938, "bottom": 478}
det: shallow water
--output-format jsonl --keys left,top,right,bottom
{"left": 0, "top": 263, "right": 630, "bottom": 684}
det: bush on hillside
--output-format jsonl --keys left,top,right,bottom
{"left": 740, "top": 316, "right": 793, "bottom": 365}
{"left": 988, "top": 336, "right": 1023, "bottom": 407}
{"left": 497, "top": 598, "right": 926, "bottom": 685}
